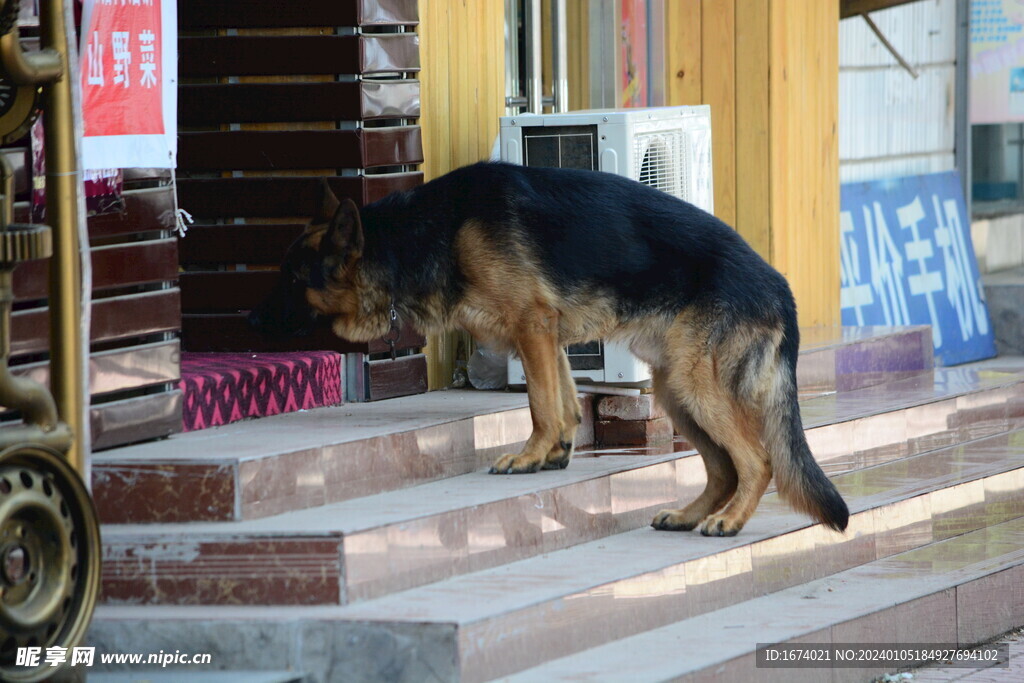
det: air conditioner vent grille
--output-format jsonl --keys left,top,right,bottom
{"left": 634, "top": 130, "right": 689, "bottom": 201}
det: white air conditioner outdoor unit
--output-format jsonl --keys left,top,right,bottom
{"left": 500, "top": 106, "right": 714, "bottom": 387}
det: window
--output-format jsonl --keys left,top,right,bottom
{"left": 973, "top": 123, "right": 1024, "bottom": 215}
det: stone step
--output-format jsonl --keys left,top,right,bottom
{"left": 98, "top": 366, "right": 1024, "bottom": 607}
{"left": 87, "top": 429, "right": 1024, "bottom": 681}
{"left": 506, "top": 517, "right": 1024, "bottom": 683}
{"left": 794, "top": 324, "right": 933, "bottom": 395}
{"left": 90, "top": 325, "right": 933, "bottom": 525}
{"left": 91, "top": 390, "right": 537, "bottom": 524}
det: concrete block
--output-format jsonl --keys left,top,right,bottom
{"left": 595, "top": 417, "right": 673, "bottom": 446}
{"left": 596, "top": 394, "right": 666, "bottom": 421}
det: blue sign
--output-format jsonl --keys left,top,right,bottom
{"left": 840, "top": 171, "right": 996, "bottom": 366}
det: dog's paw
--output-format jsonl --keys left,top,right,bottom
{"left": 488, "top": 452, "right": 544, "bottom": 474}
{"left": 650, "top": 509, "right": 700, "bottom": 532}
{"left": 540, "top": 440, "right": 574, "bottom": 470}
{"left": 698, "top": 513, "right": 743, "bottom": 537}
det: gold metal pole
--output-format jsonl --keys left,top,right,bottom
{"left": 38, "top": 0, "right": 86, "bottom": 473}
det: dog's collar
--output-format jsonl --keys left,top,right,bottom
{"left": 382, "top": 299, "right": 401, "bottom": 361}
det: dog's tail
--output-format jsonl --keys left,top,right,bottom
{"left": 761, "top": 321, "right": 849, "bottom": 532}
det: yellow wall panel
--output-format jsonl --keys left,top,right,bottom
{"left": 700, "top": 0, "right": 737, "bottom": 228}
{"left": 768, "top": 0, "right": 840, "bottom": 327}
{"left": 567, "top": 0, "right": 591, "bottom": 111}
{"left": 418, "top": 0, "right": 504, "bottom": 389}
{"left": 734, "top": 0, "right": 771, "bottom": 261}
{"left": 665, "top": 0, "right": 702, "bottom": 106}
{"left": 665, "top": 0, "right": 840, "bottom": 329}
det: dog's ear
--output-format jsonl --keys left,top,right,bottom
{"left": 323, "top": 198, "right": 364, "bottom": 265}
{"left": 312, "top": 178, "right": 341, "bottom": 227}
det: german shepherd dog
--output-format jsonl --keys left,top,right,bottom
{"left": 250, "top": 162, "right": 848, "bottom": 536}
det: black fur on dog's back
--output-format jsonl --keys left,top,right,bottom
{"left": 361, "top": 162, "right": 793, "bottom": 328}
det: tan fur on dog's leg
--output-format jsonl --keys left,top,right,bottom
{"left": 693, "top": 410, "right": 771, "bottom": 536}
{"left": 490, "top": 306, "right": 565, "bottom": 474}
{"left": 651, "top": 369, "right": 738, "bottom": 530}
{"left": 649, "top": 313, "right": 775, "bottom": 536}
{"left": 542, "top": 348, "right": 580, "bottom": 470}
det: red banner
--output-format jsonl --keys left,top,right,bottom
{"left": 80, "top": 0, "right": 177, "bottom": 169}
{"left": 81, "top": 0, "right": 164, "bottom": 136}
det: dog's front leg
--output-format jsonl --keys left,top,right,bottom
{"left": 490, "top": 308, "right": 566, "bottom": 474}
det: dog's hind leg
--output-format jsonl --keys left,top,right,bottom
{"left": 490, "top": 306, "right": 567, "bottom": 474}
{"left": 542, "top": 348, "right": 581, "bottom": 470}
{"left": 649, "top": 313, "right": 773, "bottom": 536}
{"left": 650, "top": 367, "right": 738, "bottom": 530}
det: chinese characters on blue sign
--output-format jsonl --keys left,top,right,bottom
{"left": 840, "top": 172, "right": 996, "bottom": 366}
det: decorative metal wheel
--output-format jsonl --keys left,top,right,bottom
{"left": 0, "top": 445, "right": 101, "bottom": 682}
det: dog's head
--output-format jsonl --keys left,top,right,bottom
{"left": 249, "top": 180, "right": 375, "bottom": 341}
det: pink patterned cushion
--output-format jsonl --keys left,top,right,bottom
{"left": 179, "top": 352, "right": 343, "bottom": 432}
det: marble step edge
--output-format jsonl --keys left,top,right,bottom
{"left": 93, "top": 364, "right": 1024, "bottom": 525}
{"left": 86, "top": 500, "right": 1024, "bottom": 682}
{"left": 99, "top": 427, "right": 1024, "bottom": 615}
{"left": 504, "top": 516, "right": 1024, "bottom": 683}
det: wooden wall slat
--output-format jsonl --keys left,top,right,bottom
{"left": 90, "top": 391, "right": 183, "bottom": 451}
{"left": 360, "top": 126, "right": 424, "bottom": 167}
{"left": 13, "top": 239, "right": 179, "bottom": 302}
{"left": 11, "top": 290, "right": 180, "bottom": 357}
{"left": 664, "top": 1, "right": 702, "bottom": 106}
{"left": 13, "top": 187, "right": 176, "bottom": 239}
{"left": 177, "top": 127, "right": 423, "bottom": 172}
{"left": 178, "top": 224, "right": 304, "bottom": 266}
{"left": 178, "top": 0, "right": 419, "bottom": 29}
{"left": 182, "top": 313, "right": 366, "bottom": 354}
{"left": 417, "top": 0, "right": 504, "bottom": 390}
{"left": 176, "top": 174, "right": 423, "bottom": 217}
{"left": 122, "top": 169, "right": 172, "bottom": 183}
{"left": 367, "top": 353, "right": 427, "bottom": 401}
{"left": 701, "top": 0, "right": 737, "bottom": 228}
{"left": 180, "top": 271, "right": 277, "bottom": 311}
{"left": 182, "top": 312, "right": 424, "bottom": 355}
{"left": 735, "top": 0, "right": 771, "bottom": 261}
{"left": 360, "top": 33, "right": 421, "bottom": 74}
{"left": 179, "top": 81, "right": 420, "bottom": 126}
{"left": 12, "top": 341, "right": 180, "bottom": 398}
{"left": 768, "top": 0, "right": 840, "bottom": 327}
{"left": 179, "top": 35, "right": 420, "bottom": 78}
{"left": 83, "top": 187, "right": 177, "bottom": 238}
